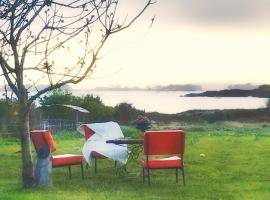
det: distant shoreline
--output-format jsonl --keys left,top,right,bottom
{"left": 146, "top": 108, "right": 270, "bottom": 123}
{"left": 91, "top": 84, "right": 202, "bottom": 92}
{"left": 185, "top": 85, "right": 270, "bottom": 98}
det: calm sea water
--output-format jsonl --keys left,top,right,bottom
{"left": 72, "top": 90, "right": 268, "bottom": 114}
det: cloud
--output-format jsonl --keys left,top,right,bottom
{"left": 157, "top": 0, "right": 270, "bottom": 26}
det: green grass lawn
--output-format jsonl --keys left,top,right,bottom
{"left": 1, "top": 122, "right": 270, "bottom": 200}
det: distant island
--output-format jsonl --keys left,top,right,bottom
{"left": 185, "top": 85, "right": 270, "bottom": 98}
{"left": 94, "top": 84, "right": 202, "bottom": 91}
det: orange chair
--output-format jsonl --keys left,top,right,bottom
{"left": 141, "top": 130, "right": 185, "bottom": 185}
{"left": 30, "top": 130, "right": 84, "bottom": 179}
{"left": 82, "top": 125, "right": 117, "bottom": 173}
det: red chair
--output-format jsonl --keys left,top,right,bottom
{"left": 30, "top": 130, "right": 84, "bottom": 179}
{"left": 82, "top": 125, "right": 117, "bottom": 173}
{"left": 141, "top": 130, "right": 185, "bottom": 185}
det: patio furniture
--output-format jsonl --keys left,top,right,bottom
{"left": 106, "top": 137, "right": 144, "bottom": 144}
{"left": 107, "top": 137, "right": 144, "bottom": 168}
{"left": 30, "top": 130, "right": 84, "bottom": 179}
{"left": 81, "top": 124, "right": 110, "bottom": 173}
{"left": 141, "top": 130, "right": 185, "bottom": 185}
{"left": 78, "top": 122, "right": 128, "bottom": 173}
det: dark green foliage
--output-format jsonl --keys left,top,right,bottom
{"left": 39, "top": 89, "right": 77, "bottom": 120}
{"left": 39, "top": 89, "right": 73, "bottom": 105}
{"left": 0, "top": 100, "right": 9, "bottom": 119}
{"left": 0, "top": 100, "right": 19, "bottom": 134}
{"left": 38, "top": 89, "right": 114, "bottom": 122}
{"left": 186, "top": 84, "right": 270, "bottom": 98}
{"left": 178, "top": 108, "right": 270, "bottom": 123}
{"left": 258, "top": 84, "right": 270, "bottom": 91}
{"left": 38, "top": 89, "right": 144, "bottom": 123}
{"left": 114, "top": 103, "right": 142, "bottom": 123}
{"left": 147, "top": 112, "right": 180, "bottom": 123}
{"left": 267, "top": 99, "right": 270, "bottom": 108}
{"left": 76, "top": 94, "right": 114, "bottom": 122}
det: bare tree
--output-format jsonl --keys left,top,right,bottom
{"left": 0, "top": 0, "right": 154, "bottom": 187}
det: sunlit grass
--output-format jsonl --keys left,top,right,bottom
{"left": 1, "top": 122, "right": 270, "bottom": 200}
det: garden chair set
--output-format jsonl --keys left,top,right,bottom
{"left": 30, "top": 122, "right": 186, "bottom": 185}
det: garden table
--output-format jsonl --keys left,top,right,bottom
{"left": 106, "top": 137, "right": 144, "bottom": 145}
{"left": 106, "top": 137, "right": 144, "bottom": 175}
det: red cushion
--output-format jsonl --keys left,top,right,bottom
{"left": 91, "top": 151, "right": 107, "bottom": 159}
{"left": 52, "top": 154, "right": 84, "bottom": 166}
{"left": 140, "top": 158, "right": 183, "bottom": 169}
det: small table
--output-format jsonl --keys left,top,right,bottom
{"left": 106, "top": 138, "right": 144, "bottom": 175}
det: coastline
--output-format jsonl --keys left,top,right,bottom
{"left": 185, "top": 85, "right": 270, "bottom": 98}
{"left": 146, "top": 108, "right": 270, "bottom": 123}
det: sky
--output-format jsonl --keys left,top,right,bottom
{"left": 2, "top": 0, "right": 270, "bottom": 91}
{"left": 74, "top": 0, "right": 270, "bottom": 90}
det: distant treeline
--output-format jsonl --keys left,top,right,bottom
{"left": 94, "top": 84, "right": 202, "bottom": 91}
{"left": 185, "top": 84, "right": 270, "bottom": 98}
{"left": 0, "top": 89, "right": 144, "bottom": 133}
{"left": 147, "top": 108, "right": 270, "bottom": 123}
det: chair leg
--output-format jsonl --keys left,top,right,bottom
{"left": 94, "top": 157, "right": 97, "bottom": 173}
{"left": 176, "top": 169, "right": 178, "bottom": 183}
{"left": 147, "top": 168, "right": 150, "bottom": 186}
{"left": 68, "top": 165, "right": 71, "bottom": 179}
{"left": 182, "top": 168, "right": 185, "bottom": 185}
{"left": 142, "top": 168, "right": 145, "bottom": 183}
{"left": 81, "top": 163, "right": 84, "bottom": 179}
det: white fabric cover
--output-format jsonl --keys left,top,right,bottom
{"left": 78, "top": 121, "right": 128, "bottom": 164}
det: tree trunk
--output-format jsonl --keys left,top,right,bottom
{"left": 19, "top": 103, "right": 34, "bottom": 187}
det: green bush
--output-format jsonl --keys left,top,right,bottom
{"left": 267, "top": 98, "right": 270, "bottom": 108}
{"left": 39, "top": 88, "right": 74, "bottom": 105}
{"left": 0, "top": 100, "right": 19, "bottom": 134}
{"left": 114, "top": 103, "right": 142, "bottom": 123}
{"left": 76, "top": 94, "right": 114, "bottom": 121}
{"left": 38, "top": 89, "right": 115, "bottom": 122}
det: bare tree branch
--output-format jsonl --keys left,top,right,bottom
{"left": 111, "top": 0, "right": 156, "bottom": 34}
{"left": 0, "top": 0, "right": 154, "bottom": 187}
{"left": 0, "top": 56, "right": 18, "bottom": 96}
{"left": 15, "top": 1, "right": 47, "bottom": 41}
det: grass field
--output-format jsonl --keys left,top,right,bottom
{"left": 0, "top": 122, "right": 270, "bottom": 200}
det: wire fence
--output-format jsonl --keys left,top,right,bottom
{"left": 0, "top": 118, "right": 86, "bottom": 135}
{"left": 39, "top": 119, "right": 85, "bottom": 132}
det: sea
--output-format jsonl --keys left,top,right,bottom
{"left": 72, "top": 90, "right": 268, "bottom": 114}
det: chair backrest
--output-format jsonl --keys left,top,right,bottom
{"left": 82, "top": 125, "right": 95, "bottom": 140}
{"left": 144, "top": 130, "right": 185, "bottom": 156}
{"left": 30, "top": 130, "right": 57, "bottom": 153}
